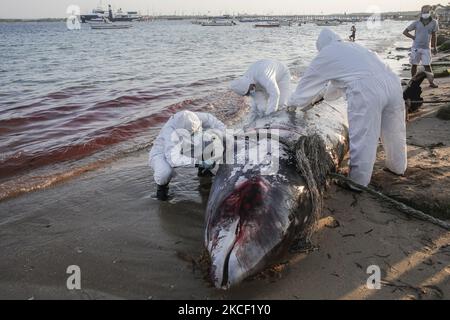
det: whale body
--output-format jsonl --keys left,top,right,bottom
{"left": 205, "top": 101, "right": 349, "bottom": 289}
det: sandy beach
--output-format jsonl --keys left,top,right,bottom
{"left": 0, "top": 22, "right": 449, "bottom": 300}
{"left": 0, "top": 142, "right": 448, "bottom": 300}
{"left": 373, "top": 76, "right": 450, "bottom": 220}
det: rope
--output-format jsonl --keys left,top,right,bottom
{"left": 409, "top": 100, "right": 450, "bottom": 104}
{"left": 329, "top": 173, "right": 450, "bottom": 231}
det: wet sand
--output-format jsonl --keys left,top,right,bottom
{"left": 373, "top": 75, "right": 450, "bottom": 220}
{"left": 1, "top": 91, "right": 449, "bottom": 299}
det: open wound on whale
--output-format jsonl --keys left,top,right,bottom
{"left": 216, "top": 177, "right": 270, "bottom": 287}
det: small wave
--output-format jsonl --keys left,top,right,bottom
{"left": 0, "top": 157, "right": 120, "bottom": 202}
{"left": 0, "top": 97, "right": 206, "bottom": 179}
{"left": 0, "top": 85, "right": 96, "bottom": 115}
{"left": 0, "top": 92, "right": 247, "bottom": 202}
{"left": 187, "top": 75, "right": 236, "bottom": 88}
{"left": 0, "top": 134, "right": 157, "bottom": 203}
{"left": 92, "top": 93, "right": 170, "bottom": 109}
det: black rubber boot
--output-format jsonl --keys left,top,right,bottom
{"left": 156, "top": 184, "right": 169, "bottom": 201}
{"left": 198, "top": 167, "right": 214, "bottom": 178}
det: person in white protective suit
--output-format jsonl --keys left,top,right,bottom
{"left": 288, "top": 28, "right": 407, "bottom": 188}
{"left": 230, "top": 59, "right": 291, "bottom": 117}
{"left": 149, "top": 110, "right": 226, "bottom": 200}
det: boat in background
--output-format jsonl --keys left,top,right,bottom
{"left": 80, "top": 4, "right": 141, "bottom": 23}
{"left": 89, "top": 17, "right": 133, "bottom": 29}
{"left": 254, "top": 21, "right": 281, "bottom": 28}
{"left": 80, "top": 6, "right": 107, "bottom": 23}
{"left": 315, "top": 20, "right": 342, "bottom": 26}
{"left": 238, "top": 17, "right": 267, "bottom": 23}
{"left": 113, "top": 8, "right": 141, "bottom": 22}
{"left": 191, "top": 19, "right": 211, "bottom": 25}
{"left": 202, "top": 19, "right": 237, "bottom": 26}
{"left": 90, "top": 23, "right": 133, "bottom": 30}
{"left": 278, "top": 20, "right": 293, "bottom": 26}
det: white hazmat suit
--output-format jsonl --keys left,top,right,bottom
{"left": 288, "top": 28, "right": 407, "bottom": 187}
{"left": 230, "top": 59, "right": 291, "bottom": 116}
{"left": 149, "top": 110, "right": 226, "bottom": 186}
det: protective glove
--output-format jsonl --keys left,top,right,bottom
{"left": 200, "top": 159, "right": 215, "bottom": 170}
{"left": 197, "top": 160, "right": 216, "bottom": 177}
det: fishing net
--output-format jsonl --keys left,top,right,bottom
{"left": 291, "top": 134, "right": 336, "bottom": 246}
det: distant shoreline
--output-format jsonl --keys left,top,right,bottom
{"left": 0, "top": 11, "right": 422, "bottom": 23}
{"left": 0, "top": 18, "right": 65, "bottom": 23}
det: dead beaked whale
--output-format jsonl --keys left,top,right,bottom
{"left": 205, "top": 101, "right": 349, "bottom": 289}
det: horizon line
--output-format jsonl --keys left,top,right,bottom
{"left": 0, "top": 10, "right": 422, "bottom": 21}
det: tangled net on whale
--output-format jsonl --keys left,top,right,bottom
{"left": 291, "top": 134, "right": 337, "bottom": 248}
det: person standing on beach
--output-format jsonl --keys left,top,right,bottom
{"left": 349, "top": 25, "right": 356, "bottom": 42}
{"left": 403, "top": 5, "right": 439, "bottom": 88}
{"left": 230, "top": 59, "right": 291, "bottom": 117}
{"left": 288, "top": 28, "right": 407, "bottom": 188}
{"left": 149, "top": 110, "right": 226, "bottom": 201}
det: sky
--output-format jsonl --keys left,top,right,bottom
{"left": 0, "top": 0, "right": 435, "bottom": 19}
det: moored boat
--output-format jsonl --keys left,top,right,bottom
{"left": 80, "top": 4, "right": 141, "bottom": 23}
{"left": 201, "top": 20, "right": 236, "bottom": 26}
{"left": 278, "top": 20, "right": 293, "bottom": 26}
{"left": 90, "top": 22, "right": 132, "bottom": 29}
{"left": 254, "top": 22, "right": 281, "bottom": 28}
{"left": 315, "top": 20, "right": 341, "bottom": 26}
{"left": 238, "top": 17, "right": 267, "bottom": 23}
{"left": 191, "top": 20, "right": 207, "bottom": 25}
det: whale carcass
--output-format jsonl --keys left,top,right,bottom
{"left": 205, "top": 101, "right": 349, "bottom": 289}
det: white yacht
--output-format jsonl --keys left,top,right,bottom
{"left": 80, "top": 4, "right": 141, "bottom": 23}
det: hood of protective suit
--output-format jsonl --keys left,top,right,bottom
{"left": 172, "top": 110, "right": 202, "bottom": 134}
{"left": 316, "top": 28, "right": 342, "bottom": 51}
{"left": 230, "top": 75, "right": 253, "bottom": 96}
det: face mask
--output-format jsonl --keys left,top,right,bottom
{"left": 422, "top": 13, "right": 431, "bottom": 19}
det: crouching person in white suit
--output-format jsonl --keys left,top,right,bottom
{"left": 149, "top": 110, "right": 226, "bottom": 201}
{"left": 288, "top": 28, "right": 407, "bottom": 188}
{"left": 230, "top": 59, "right": 291, "bottom": 117}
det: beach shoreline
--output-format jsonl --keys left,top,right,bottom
{"left": 0, "top": 25, "right": 449, "bottom": 300}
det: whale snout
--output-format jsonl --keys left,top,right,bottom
{"left": 206, "top": 176, "right": 292, "bottom": 288}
